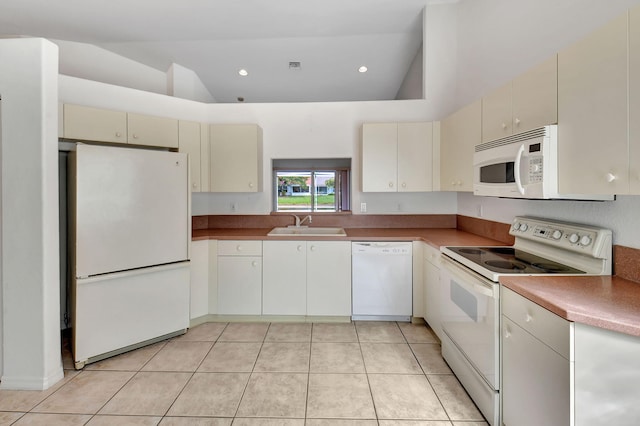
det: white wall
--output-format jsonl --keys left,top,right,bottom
{"left": 396, "top": 44, "right": 423, "bottom": 100}
{"left": 167, "top": 63, "right": 216, "bottom": 103}
{"left": 458, "top": 193, "right": 640, "bottom": 249}
{"left": 454, "top": 0, "right": 640, "bottom": 108}
{"left": 0, "top": 39, "right": 63, "bottom": 390}
{"left": 55, "top": 40, "right": 167, "bottom": 96}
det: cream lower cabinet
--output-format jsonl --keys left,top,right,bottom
{"left": 422, "top": 243, "right": 442, "bottom": 340}
{"left": 189, "top": 240, "right": 210, "bottom": 319}
{"left": 217, "top": 240, "right": 262, "bottom": 315}
{"left": 262, "top": 241, "right": 351, "bottom": 317}
{"left": 209, "top": 124, "right": 263, "bottom": 192}
{"left": 440, "top": 100, "right": 481, "bottom": 191}
{"left": 558, "top": 12, "right": 628, "bottom": 195}
{"left": 262, "top": 241, "right": 307, "bottom": 315}
{"left": 630, "top": 5, "right": 640, "bottom": 193}
{"left": 502, "top": 287, "right": 640, "bottom": 426}
{"left": 361, "top": 122, "right": 434, "bottom": 192}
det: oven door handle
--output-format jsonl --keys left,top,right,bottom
{"left": 441, "top": 257, "right": 496, "bottom": 298}
{"left": 514, "top": 144, "right": 525, "bottom": 195}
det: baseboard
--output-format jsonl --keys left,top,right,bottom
{"left": 0, "top": 366, "right": 64, "bottom": 391}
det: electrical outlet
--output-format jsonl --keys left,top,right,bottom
{"left": 231, "top": 203, "right": 237, "bottom": 212}
{"left": 360, "top": 202, "right": 367, "bottom": 213}
{"left": 477, "top": 204, "right": 483, "bottom": 217}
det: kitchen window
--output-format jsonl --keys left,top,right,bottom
{"left": 272, "top": 158, "right": 351, "bottom": 213}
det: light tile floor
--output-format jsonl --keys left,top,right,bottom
{"left": 0, "top": 321, "right": 488, "bottom": 426}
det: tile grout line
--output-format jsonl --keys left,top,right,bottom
{"left": 354, "top": 321, "right": 382, "bottom": 424}
{"left": 160, "top": 322, "right": 230, "bottom": 421}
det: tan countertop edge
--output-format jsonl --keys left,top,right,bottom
{"left": 500, "top": 275, "right": 640, "bottom": 337}
{"left": 191, "top": 227, "right": 505, "bottom": 248}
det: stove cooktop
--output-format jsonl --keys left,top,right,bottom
{"left": 445, "top": 246, "right": 586, "bottom": 275}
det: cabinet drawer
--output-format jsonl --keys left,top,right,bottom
{"left": 502, "top": 287, "right": 571, "bottom": 359}
{"left": 217, "top": 240, "right": 262, "bottom": 256}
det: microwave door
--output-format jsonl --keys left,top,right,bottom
{"left": 474, "top": 144, "right": 523, "bottom": 198}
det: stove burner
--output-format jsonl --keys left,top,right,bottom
{"left": 531, "top": 263, "right": 568, "bottom": 272}
{"left": 487, "top": 247, "right": 516, "bottom": 255}
{"left": 458, "top": 248, "right": 483, "bottom": 255}
{"left": 484, "top": 260, "right": 526, "bottom": 271}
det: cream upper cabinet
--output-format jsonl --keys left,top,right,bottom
{"left": 178, "top": 120, "right": 202, "bottom": 192}
{"left": 362, "top": 122, "right": 433, "bottom": 192}
{"left": 630, "top": 5, "right": 640, "bottom": 194}
{"left": 558, "top": 12, "right": 628, "bottom": 195}
{"left": 63, "top": 104, "right": 127, "bottom": 144}
{"left": 440, "top": 100, "right": 481, "bottom": 192}
{"left": 482, "top": 56, "right": 557, "bottom": 143}
{"left": 63, "top": 104, "right": 179, "bottom": 149}
{"left": 481, "top": 82, "right": 512, "bottom": 143}
{"left": 512, "top": 55, "right": 558, "bottom": 134}
{"left": 127, "top": 113, "right": 179, "bottom": 149}
{"left": 210, "top": 124, "right": 263, "bottom": 192}
{"left": 397, "top": 122, "right": 434, "bottom": 192}
{"left": 361, "top": 123, "right": 398, "bottom": 192}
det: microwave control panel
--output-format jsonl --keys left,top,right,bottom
{"left": 528, "top": 157, "right": 543, "bottom": 183}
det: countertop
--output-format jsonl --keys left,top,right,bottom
{"left": 192, "top": 227, "right": 506, "bottom": 249}
{"left": 500, "top": 275, "right": 640, "bottom": 337}
{"left": 193, "top": 226, "right": 640, "bottom": 338}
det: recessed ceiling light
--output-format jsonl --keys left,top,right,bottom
{"left": 358, "top": 66, "right": 368, "bottom": 73}
{"left": 238, "top": 69, "right": 248, "bottom": 76}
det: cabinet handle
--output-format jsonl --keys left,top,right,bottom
{"left": 389, "top": 182, "right": 394, "bottom": 188}
{"left": 401, "top": 182, "right": 407, "bottom": 188}
{"left": 236, "top": 245, "right": 243, "bottom": 252}
{"left": 310, "top": 245, "right": 316, "bottom": 252}
{"left": 192, "top": 182, "right": 197, "bottom": 188}
{"left": 251, "top": 261, "right": 258, "bottom": 267}
{"left": 501, "top": 123, "right": 507, "bottom": 129}
{"left": 248, "top": 182, "right": 254, "bottom": 188}
{"left": 606, "top": 172, "right": 616, "bottom": 183}
{"left": 514, "top": 117, "right": 521, "bottom": 126}
{"left": 504, "top": 328, "right": 511, "bottom": 339}
{"left": 115, "top": 132, "right": 122, "bottom": 138}
{"left": 297, "top": 245, "right": 303, "bottom": 252}
{"left": 132, "top": 134, "right": 139, "bottom": 139}
{"left": 525, "top": 313, "right": 533, "bottom": 323}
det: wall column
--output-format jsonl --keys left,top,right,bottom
{"left": 0, "top": 38, "right": 63, "bottom": 390}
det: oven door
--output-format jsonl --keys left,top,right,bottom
{"left": 440, "top": 256, "right": 500, "bottom": 390}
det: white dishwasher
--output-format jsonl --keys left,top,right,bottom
{"left": 352, "top": 242, "right": 412, "bottom": 321}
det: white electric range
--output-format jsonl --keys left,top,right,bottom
{"left": 438, "top": 216, "right": 612, "bottom": 426}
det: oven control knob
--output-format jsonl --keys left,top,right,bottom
{"left": 580, "top": 235, "right": 592, "bottom": 246}
{"left": 519, "top": 223, "right": 528, "bottom": 232}
{"left": 552, "top": 230, "right": 563, "bottom": 240}
{"left": 569, "top": 233, "right": 580, "bottom": 244}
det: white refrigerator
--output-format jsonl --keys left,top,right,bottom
{"left": 69, "top": 144, "right": 191, "bottom": 369}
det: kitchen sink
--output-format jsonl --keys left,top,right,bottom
{"left": 267, "top": 226, "right": 347, "bottom": 237}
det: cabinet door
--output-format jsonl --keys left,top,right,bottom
{"left": 423, "top": 247, "right": 442, "bottom": 340}
{"left": 361, "top": 123, "right": 398, "bottom": 192}
{"left": 440, "top": 100, "right": 481, "bottom": 191}
{"left": 558, "top": 13, "right": 628, "bottom": 195}
{"left": 217, "top": 256, "right": 262, "bottom": 315}
{"left": 127, "top": 113, "right": 179, "bottom": 148}
{"left": 481, "top": 82, "right": 512, "bottom": 143}
{"left": 307, "top": 241, "right": 351, "bottom": 316}
{"left": 63, "top": 104, "right": 127, "bottom": 144}
{"left": 512, "top": 55, "right": 558, "bottom": 133}
{"left": 630, "top": 5, "right": 640, "bottom": 194}
{"left": 178, "top": 120, "right": 202, "bottom": 192}
{"left": 397, "top": 122, "right": 433, "bottom": 192}
{"left": 189, "top": 240, "right": 209, "bottom": 319}
{"left": 502, "top": 317, "right": 570, "bottom": 426}
{"left": 210, "top": 124, "right": 263, "bottom": 192}
{"left": 200, "top": 123, "right": 210, "bottom": 192}
{"left": 262, "top": 241, "right": 307, "bottom": 315}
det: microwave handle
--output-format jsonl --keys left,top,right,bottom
{"left": 514, "top": 144, "right": 525, "bottom": 195}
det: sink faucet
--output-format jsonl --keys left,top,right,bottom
{"left": 291, "top": 214, "right": 312, "bottom": 227}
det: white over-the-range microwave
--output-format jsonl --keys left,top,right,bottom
{"left": 473, "top": 125, "right": 613, "bottom": 200}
